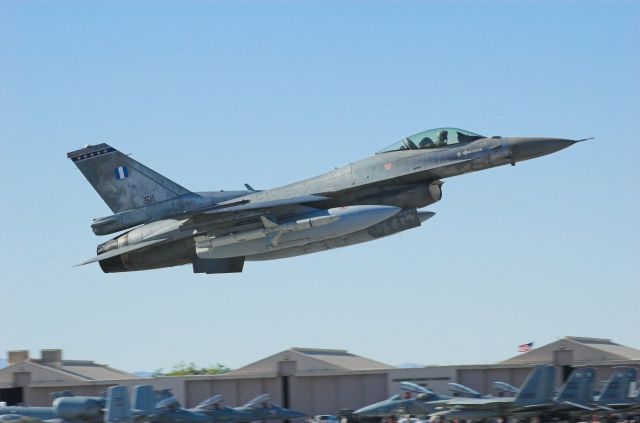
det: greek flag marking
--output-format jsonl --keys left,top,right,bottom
{"left": 115, "top": 166, "right": 129, "bottom": 180}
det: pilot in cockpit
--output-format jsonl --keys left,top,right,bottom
{"left": 435, "top": 130, "right": 448, "bottom": 146}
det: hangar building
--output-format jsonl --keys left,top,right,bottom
{"left": 1, "top": 337, "right": 638, "bottom": 418}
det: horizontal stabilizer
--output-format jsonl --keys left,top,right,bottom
{"left": 75, "top": 238, "right": 168, "bottom": 266}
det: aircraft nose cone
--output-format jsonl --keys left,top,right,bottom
{"left": 508, "top": 137, "right": 578, "bottom": 162}
{"left": 353, "top": 405, "right": 376, "bottom": 417}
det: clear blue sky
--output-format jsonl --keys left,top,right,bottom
{"left": 1, "top": 0, "right": 638, "bottom": 373}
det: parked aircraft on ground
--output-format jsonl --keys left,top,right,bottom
{"left": 355, "top": 365, "right": 640, "bottom": 421}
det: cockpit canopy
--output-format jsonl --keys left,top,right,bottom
{"left": 377, "top": 128, "right": 485, "bottom": 154}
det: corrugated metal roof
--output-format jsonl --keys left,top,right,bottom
{"left": 500, "top": 336, "right": 640, "bottom": 364}
{"left": 26, "top": 358, "right": 136, "bottom": 381}
{"left": 59, "top": 364, "right": 135, "bottom": 380}
{"left": 290, "top": 348, "right": 394, "bottom": 370}
{"left": 566, "top": 337, "right": 640, "bottom": 360}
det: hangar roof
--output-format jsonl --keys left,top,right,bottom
{"left": 228, "top": 347, "right": 394, "bottom": 375}
{"left": 45, "top": 360, "right": 135, "bottom": 380}
{"left": 0, "top": 349, "right": 135, "bottom": 386}
{"left": 500, "top": 336, "right": 640, "bottom": 365}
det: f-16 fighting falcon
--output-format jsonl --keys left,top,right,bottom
{"left": 68, "top": 127, "right": 587, "bottom": 274}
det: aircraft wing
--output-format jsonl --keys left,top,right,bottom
{"left": 75, "top": 238, "right": 169, "bottom": 266}
{"left": 179, "top": 195, "right": 328, "bottom": 231}
{"left": 182, "top": 194, "right": 328, "bottom": 217}
{"left": 444, "top": 398, "right": 510, "bottom": 406}
{"left": 560, "top": 401, "right": 595, "bottom": 411}
{"left": 76, "top": 195, "right": 328, "bottom": 266}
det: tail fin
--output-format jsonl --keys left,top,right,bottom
{"left": 105, "top": 385, "right": 132, "bottom": 423}
{"left": 67, "top": 144, "right": 191, "bottom": 213}
{"left": 515, "top": 365, "right": 556, "bottom": 405}
{"left": 598, "top": 367, "right": 636, "bottom": 405}
{"left": 133, "top": 385, "right": 156, "bottom": 413}
{"left": 555, "top": 367, "right": 596, "bottom": 405}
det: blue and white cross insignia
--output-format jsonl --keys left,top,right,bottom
{"left": 114, "top": 166, "right": 129, "bottom": 179}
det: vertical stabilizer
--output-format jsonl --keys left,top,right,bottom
{"left": 556, "top": 367, "right": 596, "bottom": 405}
{"left": 515, "top": 365, "right": 556, "bottom": 405}
{"left": 67, "top": 144, "right": 192, "bottom": 213}
{"left": 598, "top": 367, "right": 637, "bottom": 405}
{"left": 133, "top": 385, "right": 156, "bottom": 413}
{"left": 105, "top": 385, "right": 132, "bottom": 423}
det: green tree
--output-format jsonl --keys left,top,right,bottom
{"left": 153, "top": 361, "right": 230, "bottom": 377}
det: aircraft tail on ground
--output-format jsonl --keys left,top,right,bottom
{"left": 133, "top": 385, "right": 157, "bottom": 413}
{"left": 514, "top": 365, "right": 556, "bottom": 406}
{"left": 555, "top": 367, "right": 596, "bottom": 408}
{"left": 67, "top": 143, "right": 192, "bottom": 213}
{"left": 598, "top": 367, "right": 637, "bottom": 405}
{"left": 105, "top": 385, "right": 132, "bottom": 423}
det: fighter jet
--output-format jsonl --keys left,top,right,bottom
{"left": 353, "top": 382, "right": 448, "bottom": 417}
{"left": 427, "top": 365, "right": 556, "bottom": 421}
{"left": 430, "top": 366, "right": 598, "bottom": 422}
{"left": 68, "top": 127, "right": 586, "bottom": 274}
{"left": 230, "top": 394, "right": 305, "bottom": 422}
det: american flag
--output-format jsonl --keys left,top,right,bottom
{"left": 518, "top": 342, "right": 533, "bottom": 352}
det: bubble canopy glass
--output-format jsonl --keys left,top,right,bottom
{"left": 377, "top": 128, "right": 485, "bottom": 154}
